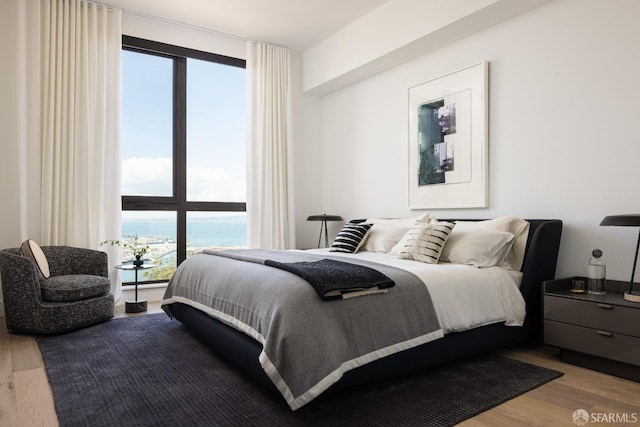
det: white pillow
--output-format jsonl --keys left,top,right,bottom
{"left": 362, "top": 213, "right": 431, "bottom": 253}
{"left": 451, "top": 217, "right": 530, "bottom": 270}
{"left": 21, "top": 239, "right": 51, "bottom": 279}
{"left": 399, "top": 222, "right": 455, "bottom": 264}
{"left": 439, "top": 228, "right": 516, "bottom": 268}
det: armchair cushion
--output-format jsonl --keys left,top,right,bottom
{"left": 21, "top": 239, "right": 51, "bottom": 279}
{"left": 40, "top": 274, "right": 111, "bottom": 302}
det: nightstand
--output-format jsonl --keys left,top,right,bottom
{"left": 543, "top": 277, "right": 640, "bottom": 382}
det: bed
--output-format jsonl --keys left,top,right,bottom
{"left": 161, "top": 217, "right": 562, "bottom": 410}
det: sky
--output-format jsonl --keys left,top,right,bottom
{"left": 121, "top": 50, "right": 246, "bottom": 207}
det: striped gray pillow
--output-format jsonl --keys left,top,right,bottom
{"left": 330, "top": 223, "right": 373, "bottom": 253}
{"left": 399, "top": 222, "right": 455, "bottom": 263}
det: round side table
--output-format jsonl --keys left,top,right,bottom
{"left": 115, "top": 263, "right": 157, "bottom": 313}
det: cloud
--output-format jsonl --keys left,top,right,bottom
{"left": 122, "top": 157, "right": 173, "bottom": 196}
{"left": 187, "top": 165, "right": 245, "bottom": 202}
{"left": 122, "top": 157, "right": 245, "bottom": 202}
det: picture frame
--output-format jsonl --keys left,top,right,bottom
{"left": 408, "top": 61, "right": 488, "bottom": 209}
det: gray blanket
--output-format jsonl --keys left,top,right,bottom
{"left": 162, "top": 249, "right": 443, "bottom": 410}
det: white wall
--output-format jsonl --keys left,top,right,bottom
{"left": 289, "top": 52, "right": 325, "bottom": 248}
{"left": 320, "top": 0, "right": 640, "bottom": 281}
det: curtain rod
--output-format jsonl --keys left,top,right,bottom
{"left": 88, "top": 0, "right": 250, "bottom": 43}
{"left": 123, "top": 8, "right": 249, "bottom": 43}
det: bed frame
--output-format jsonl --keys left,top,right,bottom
{"left": 169, "top": 219, "right": 563, "bottom": 398}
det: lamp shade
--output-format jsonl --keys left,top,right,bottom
{"left": 600, "top": 214, "right": 640, "bottom": 227}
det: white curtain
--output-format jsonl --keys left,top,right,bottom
{"left": 246, "top": 42, "right": 295, "bottom": 249}
{"left": 16, "top": 0, "right": 123, "bottom": 300}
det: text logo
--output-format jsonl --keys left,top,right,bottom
{"left": 573, "top": 409, "right": 589, "bottom": 426}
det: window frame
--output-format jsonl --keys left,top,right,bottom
{"left": 121, "top": 35, "right": 246, "bottom": 273}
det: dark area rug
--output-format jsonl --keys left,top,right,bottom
{"left": 36, "top": 313, "right": 562, "bottom": 427}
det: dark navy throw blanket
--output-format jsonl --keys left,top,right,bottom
{"left": 264, "top": 258, "right": 395, "bottom": 300}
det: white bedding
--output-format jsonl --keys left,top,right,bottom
{"left": 303, "top": 249, "right": 526, "bottom": 332}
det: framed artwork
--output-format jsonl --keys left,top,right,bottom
{"left": 408, "top": 61, "right": 488, "bottom": 209}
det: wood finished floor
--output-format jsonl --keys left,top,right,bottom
{"left": 2, "top": 303, "right": 638, "bottom": 427}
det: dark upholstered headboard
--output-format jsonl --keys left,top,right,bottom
{"left": 519, "top": 219, "right": 563, "bottom": 316}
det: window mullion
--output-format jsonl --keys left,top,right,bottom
{"left": 175, "top": 57, "right": 188, "bottom": 265}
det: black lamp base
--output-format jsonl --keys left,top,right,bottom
{"left": 624, "top": 291, "right": 640, "bottom": 303}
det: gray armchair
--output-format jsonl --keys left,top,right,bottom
{"left": 0, "top": 246, "right": 114, "bottom": 333}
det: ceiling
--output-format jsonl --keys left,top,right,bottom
{"left": 98, "top": 0, "right": 389, "bottom": 51}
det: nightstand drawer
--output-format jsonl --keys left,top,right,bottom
{"left": 544, "top": 295, "right": 640, "bottom": 337}
{"left": 544, "top": 320, "right": 640, "bottom": 366}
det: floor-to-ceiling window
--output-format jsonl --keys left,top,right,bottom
{"left": 120, "top": 36, "right": 246, "bottom": 283}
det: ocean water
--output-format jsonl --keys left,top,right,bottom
{"left": 119, "top": 214, "right": 247, "bottom": 283}
{"left": 121, "top": 215, "right": 247, "bottom": 248}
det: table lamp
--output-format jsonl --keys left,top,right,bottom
{"left": 600, "top": 214, "right": 640, "bottom": 303}
{"left": 307, "top": 214, "right": 343, "bottom": 248}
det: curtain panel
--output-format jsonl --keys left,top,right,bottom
{"left": 16, "top": 0, "right": 123, "bottom": 299}
{"left": 246, "top": 42, "right": 295, "bottom": 249}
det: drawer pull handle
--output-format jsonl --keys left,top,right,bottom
{"left": 597, "top": 303, "right": 613, "bottom": 309}
{"left": 596, "top": 330, "right": 613, "bottom": 337}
